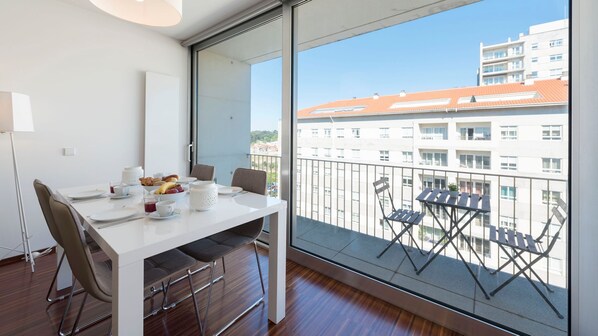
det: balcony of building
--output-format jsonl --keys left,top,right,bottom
{"left": 251, "top": 154, "right": 568, "bottom": 336}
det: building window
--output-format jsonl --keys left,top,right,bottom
{"left": 336, "top": 128, "right": 344, "bottom": 138}
{"left": 337, "top": 148, "right": 344, "bottom": 159}
{"left": 402, "top": 176, "right": 413, "bottom": 187}
{"left": 351, "top": 212, "right": 359, "bottom": 224}
{"left": 549, "top": 39, "right": 563, "bottom": 47}
{"left": 531, "top": 57, "right": 538, "bottom": 63}
{"left": 297, "top": 147, "right": 303, "bottom": 156}
{"left": 542, "top": 190, "right": 562, "bottom": 204}
{"left": 531, "top": 42, "right": 539, "bottom": 50}
{"left": 379, "top": 127, "right": 389, "bottom": 138}
{"left": 324, "top": 148, "right": 331, "bottom": 158}
{"left": 542, "top": 125, "right": 562, "bottom": 140}
{"left": 379, "top": 150, "right": 389, "bottom": 161}
{"left": 324, "top": 206, "right": 331, "bottom": 217}
{"left": 324, "top": 167, "right": 331, "bottom": 176}
{"left": 459, "top": 154, "right": 491, "bottom": 170}
{"left": 352, "top": 128, "right": 360, "bottom": 138}
{"left": 324, "top": 128, "right": 331, "bottom": 138}
{"left": 459, "top": 181, "right": 490, "bottom": 195}
{"left": 499, "top": 216, "right": 517, "bottom": 230}
{"left": 402, "top": 200, "right": 412, "bottom": 210}
{"left": 420, "top": 127, "right": 448, "bottom": 140}
{"left": 530, "top": 71, "right": 538, "bottom": 78}
{"left": 460, "top": 127, "right": 491, "bottom": 140}
{"left": 421, "top": 152, "right": 447, "bottom": 166}
{"left": 313, "top": 165, "right": 319, "bottom": 175}
{"left": 311, "top": 129, "right": 318, "bottom": 137}
{"left": 312, "top": 147, "right": 318, "bottom": 157}
{"left": 500, "top": 156, "right": 518, "bottom": 171}
{"left": 542, "top": 158, "right": 562, "bottom": 173}
{"left": 500, "top": 186, "right": 516, "bottom": 200}
{"left": 351, "top": 149, "right": 360, "bottom": 159}
{"left": 500, "top": 126, "right": 517, "bottom": 140}
{"left": 423, "top": 177, "right": 446, "bottom": 189}
{"left": 550, "top": 54, "right": 563, "bottom": 62}
{"left": 337, "top": 209, "right": 345, "bottom": 220}
{"left": 402, "top": 151, "right": 413, "bottom": 163}
{"left": 401, "top": 127, "right": 413, "bottom": 139}
{"left": 324, "top": 188, "right": 331, "bottom": 196}
{"left": 298, "top": 129, "right": 302, "bottom": 137}
{"left": 550, "top": 68, "right": 563, "bottom": 76}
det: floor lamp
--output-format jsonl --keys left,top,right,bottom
{"left": 0, "top": 91, "right": 35, "bottom": 272}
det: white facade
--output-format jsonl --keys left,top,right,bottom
{"left": 296, "top": 103, "right": 568, "bottom": 286}
{"left": 480, "top": 19, "right": 569, "bottom": 85}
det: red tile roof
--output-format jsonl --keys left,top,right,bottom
{"left": 297, "top": 79, "right": 568, "bottom": 119}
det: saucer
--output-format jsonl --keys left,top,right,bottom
{"left": 109, "top": 193, "right": 133, "bottom": 200}
{"left": 147, "top": 210, "right": 180, "bottom": 220}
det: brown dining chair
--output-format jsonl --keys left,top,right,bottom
{"left": 179, "top": 167, "right": 267, "bottom": 336}
{"left": 190, "top": 164, "right": 215, "bottom": 181}
{"left": 48, "top": 195, "right": 203, "bottom": 335}
{"left": 33, "top": 179, "right": 100, "bottom": 305}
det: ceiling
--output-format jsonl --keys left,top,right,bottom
{"left": 57, "top": 0, "right": 272, "bottom": 41}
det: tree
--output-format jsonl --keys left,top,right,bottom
{"left": 251, "top": 130, "right": 278, "bottom": 144}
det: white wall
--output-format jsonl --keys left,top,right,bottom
{"left": 572, "top": 0, "right": 598, "bottom": 334}
{"left": 0, "top": 0, "right": 188, "bottom": 258}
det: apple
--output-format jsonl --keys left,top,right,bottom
{"left": 165, "top": 188, "right": 179, "bottom": 194}
{"left": 175, "top": 185, "right": 184, "bottom": 192}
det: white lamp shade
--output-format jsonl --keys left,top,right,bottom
{"left": 0, "top": 92, "right": 34, "bottom": 133}
{"left": 89, "top": 0, "right": 182, "bottom": 27}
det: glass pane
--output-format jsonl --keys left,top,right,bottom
{"left": 291, "top": 0, "right": 569, "bottom": 334}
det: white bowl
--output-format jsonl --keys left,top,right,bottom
{"left": 143, "top": 185, "right": 160, "bottom": 192}
{"left": 154, "top": 190, "right": 186, "bottom": 202}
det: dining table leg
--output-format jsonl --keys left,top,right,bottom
{"left": 268, "top": 203, "right": 287, "bottom": 324}
{"left": 112, "top": 258, "right": 144, "bottom": 335}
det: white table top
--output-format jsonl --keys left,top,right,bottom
{"left": 57, "top": 184, "right": 286, "bottom": 266}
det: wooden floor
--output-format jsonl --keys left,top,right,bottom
{"left": 0, "top": 246, "right": 461, "bottom": 336}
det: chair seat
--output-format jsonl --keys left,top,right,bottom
{"left": 94, "top": 248, "right": 197, "bottom": 299}
{"left": 489, "top": 225, "right": 539, "bottom": 254}
{"left": 180, "top": 230, "right": 256, "bottom": 262}
{"left": 386, "top": 209, "right": 424, "bottom": 225}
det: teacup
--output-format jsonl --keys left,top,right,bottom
{"left": 156, "top": 200, "right": 176, "bottom": 217}
{"left": 113, "top": 185, "right": 130, "bottom": 197}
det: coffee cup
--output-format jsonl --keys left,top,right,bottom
{"left": 113, "top": 185, "right": 130, "bottom": 197}
{"left": 156, "top": 200, "right": 176, "bottom": 217}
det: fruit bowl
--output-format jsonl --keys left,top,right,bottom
{"left": 154, "top": 190, "right": 186, "bottom": 202}
{"left": 143, "top": 185, "right": 160, "bottom": 192}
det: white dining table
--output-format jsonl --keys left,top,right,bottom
{"left": 56, "top": 184, "right": 287, "bottom": 336}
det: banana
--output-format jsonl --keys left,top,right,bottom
{"left": 155, "top": 182, "right": 176, "bottom": 194}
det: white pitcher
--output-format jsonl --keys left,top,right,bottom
{"left": 189, "top": 181, "right": 218, "bottom": 211}
{"left": 122, "top": 166, "right": 144, "bottom": 185}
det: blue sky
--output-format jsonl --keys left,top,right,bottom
{"left": 250, "top": 0, "right": 569, "bottom": 131}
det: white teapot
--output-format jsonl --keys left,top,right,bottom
{"left": 189, "top": 181, "right": 218, "bottom": 211}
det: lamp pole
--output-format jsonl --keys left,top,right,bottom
{"left": 9, "top": 132, "right": 35, "bottom": 272}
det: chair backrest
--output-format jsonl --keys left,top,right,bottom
{"left": 190, "top": 164, "right": 215, "bottom": 181}
{"left": 49, "top": 195, "right": 112, "bottom": 303}
{"left": 229, "top": 168, "right": 267, "bottom": 239}
{"left": 372, "top": 177, "right": 396, "bottom": 217}
{"left": 33, "top": 179, "right": 63, "bottom": 246}
{"left": 536, "top": 198, "right": 568, "bottom": 243}
{"left": 544, "top": 200, "right": 568, "bottom": 254}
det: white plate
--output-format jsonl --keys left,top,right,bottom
{"left": 178, "top": 177, "right": 197, "bottom": 184}
{"left": 89, "top": 208, "right": 138, "bottom": 222}
{"left": 68, "top": 190, "right": 106, "bottom": 200}
{"left": 109, "top": 193, "right": 133, "bottom": 200}
{"left": 218, "top": 186, "right": 243, "bottom": 195}
{"left": 147, "top": 211, "right": 180, "bottom": 220}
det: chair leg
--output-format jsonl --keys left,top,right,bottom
{"left": 202, "top": 261, "right": 216, "bottom": 336}
{"left": 221, "top": 257, "right": 226, "bottom": 275}
{"left": 187, "top": 269, "right": 203, "bottom": 334}
{"left": 58, "top": 279, "right": 77, "bottom": 336}
{"left": 69, "top": 292, "right": 88, "bottom": 336}
{"left": 46, "top": 251, "right": 65, "bottom": 303}
{"left": 254, "top": 242, "right": 265, "bottom": 296}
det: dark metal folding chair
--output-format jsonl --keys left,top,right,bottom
{"left": 373, "top": 177, "right": 425, "bottom": 271}
{"left": 488, "top": 198, "right": 567, "bottom": 319}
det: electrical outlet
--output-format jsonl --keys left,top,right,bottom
{"left": 63, "top": 148, "right": 76, "bottom": 156}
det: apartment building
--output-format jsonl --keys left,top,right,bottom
{"left": 479, "top": 19, "right": 569, "bottom": 86}
{"left": 296, "top": 78, "right": 568, "bottom": 286}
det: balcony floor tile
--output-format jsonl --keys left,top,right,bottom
{"left": 337, "top": 234, "right": 407, "bottom": 272}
